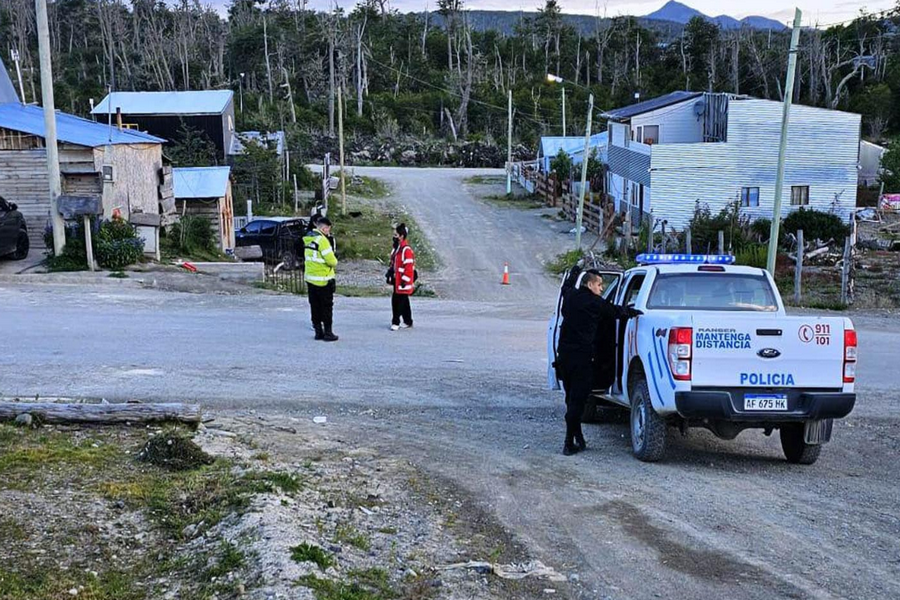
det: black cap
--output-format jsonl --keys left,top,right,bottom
{"left": 317, "top": 217, "right": 332, "bottom": 227}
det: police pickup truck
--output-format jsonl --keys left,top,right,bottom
{"left": 549, "top": 253, "right": 857, "bottom": 465}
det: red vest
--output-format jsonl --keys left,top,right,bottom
{"left": 393, "top": 240, "right": 415, "bottom": 295}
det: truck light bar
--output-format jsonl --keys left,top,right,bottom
{"left": 636, "top": 253, "right": 736, "bottom": 266}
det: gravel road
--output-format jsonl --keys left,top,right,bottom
{"left": 3, "top": 166, "right": 899, "bottom": 599}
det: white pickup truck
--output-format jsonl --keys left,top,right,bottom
{"left": 549, "top": 254, "right": 858, "bottom": 464}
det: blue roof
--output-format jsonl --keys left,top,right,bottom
{"left": 173, "top": 167, "right": 231, "bottom": 199}
{"left": 602, "top": 91, "right": 702, "bottom": 121}
{"left": 92, "top": 91, "right": 233, "bottom": 116}
{"left": 0, "top": 102, "right": 164, "bottom": 147}
{"left": 539, "top": 133, "right": 607, "bottom": 159}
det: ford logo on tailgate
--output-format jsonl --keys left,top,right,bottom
{"left": 757, "top": 348, "right": 781, "bottom": 359}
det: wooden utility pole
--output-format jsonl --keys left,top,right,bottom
{"left": 506, "top": 89, "right": 512, "bottom": 195}
{"left": 575, "top": 93, "right": 593, "bottom": 249}
{"left": 766, "top": 8, "right": 802, "bottom": 275}
{"left": 337, "top": 86, "right": 346, "bottom": 216}
{"left": 794, "top": 229, "right": 803, "bottom": 304}
{"left": 35, "top": 0, "right": 65, "bottom": 254}
{"left": 561, "top": 87, "right": 566, "bottom": 137}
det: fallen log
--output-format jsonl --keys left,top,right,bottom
{"left": 0, "top": 402, "right": 202, "bottom": 426}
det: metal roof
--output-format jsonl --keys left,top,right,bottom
{"left": 0, "top": 102, "right": 165, "bottom": 147}
{"left": 173, "top": 166, "right": 231, "bottom": 199}
{"left": 569, "top": 132, "right": 609, "bottom": 157}
{"left": 539, "top": 133, "right": 606, "bottom": 158}
{"left": 0, "top": 57, "right": 18, "bottom": 104}
{"left": 602, "top": 91, "right": 703, "bottom": 121}
{"left": 229, "top": 130, "right": 285, "bottom": 156}
{"left": 91, "top": 90, "right": 234, "bottom": 116}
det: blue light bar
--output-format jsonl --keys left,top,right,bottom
{"left": 636, "top": 253, "right": 736, "bottom": 265}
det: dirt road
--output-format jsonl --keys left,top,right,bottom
{"left": 4, "top": 167, "right": 900, "bottom": 599}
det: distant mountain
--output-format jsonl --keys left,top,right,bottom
{"left": 645, "top": 1, "right": 788, "bottom": 31}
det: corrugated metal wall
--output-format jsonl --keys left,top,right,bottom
{"left": 631, "top": 99, "right": 704, "bottom": 144}
{"left": 609, "top": 145, "right": 651, "bottom": 187}
{"left": 649, "top": 100, "right": 861, "bottom": 229}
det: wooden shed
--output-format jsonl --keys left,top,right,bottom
{"left": 0, "top": 102, "right": 168, "bottom": 251}
{"left": 173, "top": 166, "right": 235, "bottom": 252}
{"left": 92, "top": 91, "right": 235, "bottom": 160}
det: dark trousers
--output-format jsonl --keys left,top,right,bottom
{"left": 391, "top": 292, "right": 413, "bottom": 326}
{"left": 558, "top": 353, "right": 593, "bottom": 444}
{"left": 308, "top": 279, "right": 336, "bottom": 332}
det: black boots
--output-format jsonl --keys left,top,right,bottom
{"left": 562, "top": 430, "right": 586, "bottom": 456}
{"left": 322, "top": 328, "right": 339, "bottom": 342}
{"left": 314, "top": 324, "right": 325, "bottom": 340}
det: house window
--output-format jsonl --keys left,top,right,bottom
{"left": 102, "top": 165, "right": 115, "bottom": 183}
{"left": 741, "top": 187, "right": 759, "bottom": 207}
{"left": 791, "top": 186, "right": 809, "bottom": 206}
{"left": 643, "top": 125, "right": 659, "bottom": 145}
{"left": 636, "top": 126, "right": 643, "bottom": 143}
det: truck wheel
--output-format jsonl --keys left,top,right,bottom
{"left": 582, "top": 397, "right": 625, "bottom": 424}
{"left": 780, "top": 424, "right": 822, "bottom": 465}
{"left": 13, "top": 230, "right": 29, "bottom": 260}
{"left": 630, "top": 376, "right": 667, "bottom": 462}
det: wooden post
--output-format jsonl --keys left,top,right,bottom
{"left": 718, "top": 230, "right": 725, "bottom": 255}
{"left": 646, "top": 215, "right": 653, "bottom": 254}
{"left": 83, "top": 215, "right": 95, "bottom": 272}
{"left": 624, "top": 209, "right": 632, "bottom": 252}
{"left": 685, "top": 228, "right": 692, "bottom": 254}
{"left": 337, "top": 86, "right": 346, "bottom": 216}
{"left": 293, "top": 173, "right": 299, "bottom": 214}
{"left": 794, "top": 229, "right": 803, "bottom": 305}
{"left": 841, "top": 236, "right": 851, "bottom": 305}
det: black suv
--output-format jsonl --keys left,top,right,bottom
{"left": 235, "top": 217, "right": 308, "bottom": 269}
{"left": 0, "top": 196, "right": 29, "bottom": 260}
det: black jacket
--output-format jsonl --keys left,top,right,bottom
{"left": 558, "top": 287, "right": 627, "bottom": 363}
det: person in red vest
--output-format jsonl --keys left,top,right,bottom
{"left": 388, "top": 223, "right": 415, "bottom": 331}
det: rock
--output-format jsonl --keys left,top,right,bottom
{"left": 14, "top": 413, "right": 33, "bottom": 427}
{"left": 182, "top": 523, "right": 199, "bottom": 539}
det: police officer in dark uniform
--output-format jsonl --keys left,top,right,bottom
{"left": 556, "top": 270, "right": 640, "bottom": 455}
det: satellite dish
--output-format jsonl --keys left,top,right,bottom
{"left": 693, "top": 100, "right": 706, "bottom": 116}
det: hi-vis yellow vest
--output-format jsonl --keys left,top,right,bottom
{"left": 303, "top": 229, "right": 337, "bottom": 286}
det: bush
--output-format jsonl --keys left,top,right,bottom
{"left": 169, "top": 216, "right": 216, "bottom": 255}
{"left": 45, "top": 217, "right": 145, "bottom": 271}
{"left": 736, "top": 243, "right": 768, "bottom": 268}
{"left": 688, "top": 200, "right": 754, "bottom": 253}
{"left": 550, "top": 148, "right": 573, "bottom": 182}
{"left": 781, "top": 209, "right": 849, "bottom": 245}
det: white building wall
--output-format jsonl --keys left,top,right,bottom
{"left": 631, "top": 100, "right": 704, "bottom": 144}
{"left": 648, "top": 99, "right": 861, "bottom": 229}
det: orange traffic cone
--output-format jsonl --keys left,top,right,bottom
{"left": 501, "top": 262, "right": 510, "bottom": 285}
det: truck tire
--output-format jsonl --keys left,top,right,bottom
{"left": 13, "top": 230, "right": 29, "bottom": 260}
{"left": 630, "top": 376, "right": 667, "bottom": 462}
{"left": 582, "top": 397, "right": 625, "bottom": 424}
{"left": 780, "top": 424, "right": 822, "bottom": 465}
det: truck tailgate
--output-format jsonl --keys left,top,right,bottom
{"left": 691, "top": 315, "right": 846, "bottom": 389}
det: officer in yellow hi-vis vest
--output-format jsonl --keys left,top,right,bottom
{"left": 303, "top": 217, "right": 339, "bottom": 342}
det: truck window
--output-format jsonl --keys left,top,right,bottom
{"left": 620, "top": 273, "right": 646, "bottom": 306}
{"left": 647, "top": 273, "right": 778, "bottom": 312}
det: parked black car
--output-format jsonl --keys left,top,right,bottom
{"left": 235, "top": 217, "right": 308, "bottom": 269}
{"left": 0, "top": 196, "right": 29, "bottom": 260}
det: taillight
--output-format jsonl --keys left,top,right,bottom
{"left": 843, "top": 329, "right": 858, "bottom": 383}
{"left": 668, "top": 327, "right": 693, "bottom": 381}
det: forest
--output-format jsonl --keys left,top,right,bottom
{"left": 1, "top": 0, "right": 900, "bottom": 174}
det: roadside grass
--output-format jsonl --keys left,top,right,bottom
{"left": 253, "top": 281, "right": 390, "bottom": 298}
{"left": 546, "top": 249, "right": 584, "bottom": 275}
{"left": 482, "top": 193, "right": 545, "bottom": 210}
{"left": 464, "top": 175, "right": 505, "bottom": 185}
{"left": 0, "top": 424, "right": 297, "bottom": 599}
{"left": 334, "top": 522, "right": 371, "bottom": 551}
{"left": 291, "top": 543, "right": 335, "bottom": 571}
{"left": 332, "top": 201, "right": 437, "bottom": 271}
{"left": 297, "top": 568, "right": 396, "bottom": 600}
{"left": 343, "top": 174, "right": 392, "bottom": 199}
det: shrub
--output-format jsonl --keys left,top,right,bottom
{"left": 169, "top": 215, "right": 216, "bottom": 255}
{"left": 736, "top": 243, "right": 768, "bottom": 268}
{"left": 45, "top": 217, "right": 145, "bottom": 271}
{"left": 688, "top": 200, "right": 754, "bottom": 253}
{"left": 781, "top": 208, "right": 850, "bottom": 245}
{"left": 750, "top": 218, "right": 772, "bottom": 242}
{"left": 550, "top": 148, "right": 573, "bottom": 182}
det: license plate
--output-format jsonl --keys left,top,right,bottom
{"left": 744, "top": 394, "right": 788, "bottom": 411}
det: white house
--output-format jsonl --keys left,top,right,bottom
{"left": 603, "top": 91, "right": 862, "bottom": 229}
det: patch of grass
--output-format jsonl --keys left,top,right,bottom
{"left": 334, "top": 522, "right": 371, "bottom": 551}
{"left": 251, "top": 470, "right": 304, "bottom": 494}
{"left": 546, "top": 249, "right": 584, "bottom": 275}
{"left": 345, "top": 175, "right": 391, "bottom": 199}
{"left": 291, "top": 543, "right": 335, "bottom": 571}
{"left": 297, "top": 568, "right": 396, "bottom": 600}
{"left": 464, "top": 175, "right": 505, "bottom": 185}
{"left": 204, "top": 541, "right": 246, "bottom": 579}
{"left": 137, "top": 430, "right": 214, "bottom": 471}
{"left": 337, "top": 285, "right": 391, "bottom": 298}
{"left": 0, "top": 517, "right": 27, "bottom": 542}
{"left": 108, "top": 271, "right": 129, "bottom": 279}
{"left": 377, "top": 527, "right": 397, "bottom": 535}
{"left": 331, "top": 202, "right": 437, "bottom": 272}
{"left": 0, "top": 567, "right": 144, "bottom": 600}
{"left": 482, "top": 193, "right": 545, "bottom": 209}
{"left": 0, "top": 429, "right": 118, "bottom": 482}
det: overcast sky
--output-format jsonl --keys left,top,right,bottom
{"left": 291, "top": 0, "right": 896, "bottom": 27}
